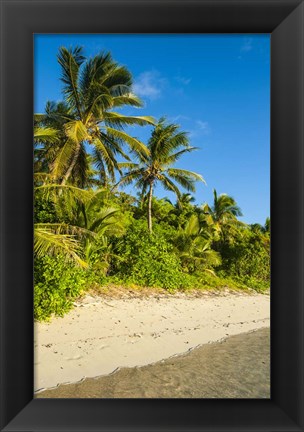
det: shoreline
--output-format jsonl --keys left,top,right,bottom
{"left": 36, "top": 327, "right": 270, "bottom": 398}
{"left": 34, "top": 291, "right": 270, "bottom": 393}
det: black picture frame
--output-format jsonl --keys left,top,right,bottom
{"left": 0, "top": 0, "right": 303, "bottom": 431}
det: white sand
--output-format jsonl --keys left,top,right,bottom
{"left": 34, "top": 292, "right": 270, "bottom": 392}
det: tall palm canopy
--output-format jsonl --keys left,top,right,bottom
{"left": 116, "top": 118, "right": 206, "bottom": 232}
{"left": 35, "top": 46, "right": 155, "bottom": 187}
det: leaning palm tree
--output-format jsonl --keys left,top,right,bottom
{"left": 35, "top": 46, "right": 155, "bottom": 186}
{"left": 116, "top": 118, "right": 205, "bottom": 233}
{"left": 34, "top": 126, "right": 94, "bottom": 267}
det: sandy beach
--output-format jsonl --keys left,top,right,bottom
{"left": 36, "top": 327, "right": 270, "bottom": 398}
{"left": 34, "top": 291, "right": 270, "bottom": 394}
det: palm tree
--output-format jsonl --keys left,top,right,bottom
{"left": 116, "top": 118, "right": 205, "bottom": 233}
{"left": 82, "top": 207, "right": 125, "bottom": 275}
{"left": 35, "top": 46, "right": 155, "bottom": 187}
{"left": 34, "top": 125, "right": 60, "bottom": 180}
{"left": 264, "top": 217, "right": 270, "bottom": 233}
{"left": 174, "top": 214, "right": 221, "bottom": 274}
{"left": 202, "top": 189, "right": 243, "bottom": 243}
{"left": 162, "top": 193, "right": 194, "bottom": 209}
{"left": 34, "top": 184, "right": 95, "bottom": 267}
{"left": 250, "top": 223, "right": 265, "bottom": 234}
{"left": 34, "top": 123, "right": 93, "bottom": 266}
{"left": 176, "top": 193, "right": 195, "bottom": 209}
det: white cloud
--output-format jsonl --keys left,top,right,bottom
{"left": 169, "top": 115, "right": 190, "bottom": 122}
{"left": 133, "top": 71, "right": 166, "bottom": 100}
{"left": 175, "top": 76, "right": 191, "bottom": 85}
{"left": 240, "top": 37, "right": 253, "bottom": 53}
{"left": 189, "top": 120, "right": 210, "bottom": 138}
{"left": 196, "top": 120, "right": 209, "bottom": 131}
{"left": 196, "top": 120, "right": 210, "bottom": 135}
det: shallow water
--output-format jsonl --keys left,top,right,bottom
{"left": 36, "top": 327, "right": 270, "bottom": 399}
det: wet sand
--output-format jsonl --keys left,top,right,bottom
{"left": 36, "top": 327, "right": 270, "bottom": 399}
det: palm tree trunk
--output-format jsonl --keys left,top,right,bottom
{"left": 61, "top": 144, "right": 81, "bottom": 185}
{"left": 147, "top": 181, "right": 154, "bottom": 233}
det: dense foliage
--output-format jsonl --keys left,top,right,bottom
{"left": 34, "top": 46, "right": 270, "bottom": 320}
{"left": 111, "top": 220, "right": 193, "bottom": 291}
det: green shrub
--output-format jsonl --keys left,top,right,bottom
{"left": 34, "top": 255, "right": 106, "bottom": 320}
{"left": 219, "top": 230, "right": 270, "bottom": 291}
{"left": 34, "top": 195, "right": 57, "bottom": 224}
{"left": 112, "top": 220, "right": 192, "bottom": 291}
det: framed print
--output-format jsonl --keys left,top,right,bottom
{"left": 32, "top": 32, "right": 271, "bottom": 399}
{"left": 0, "top": 0, "right": 303, "bottom": 431}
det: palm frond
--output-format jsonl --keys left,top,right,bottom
{"left": 115, "top": 168, "right": 146, "bottom": 189}
{"left": 57, "top": 46, "right": 85, "bottom": 117}
{"left": 212, "top": 189, "right": 243, "bottom": 219}
{"left": 159, "top": 174, "right": 182, "bottom": 201}
{"left": 36, "top": 184, "right": 94, "bottom": 205}
{"left": 103, "top": 112, "right": 155, "bottom": 128}
{"left": 149, "top": 121, "right": 189, "bottom": 159}
{"left": 71, "top": 143, "right": 89, "bottom": 188}
{"left": 34, "top": 224, "right": 87, "bottom": 267}
{"left": 102, "top": 65, "right": 133, "bottom": 90}
{"left": 166, "top": 169, "right": 197, "bottom": 193}
{"left": 106, "top": 127, "right": 150, "bottom": 157}
{"left": 92, "top": 137, "right": 118, "bottom": 180}
{"left": 51, "top": 138, "right": 77, "bottom": 180}
{"left": 92, "top": 148, "right": 108, "bottom": 185}
{"left": 84, "top": 83, "right": 113, "bottom": 120}
{"left": 117, "top": 162, "right": 139, "bottom": 171}
{"left": 79, "top": 52, "right": 113, "bottom": 96}
{"left": 163, "top": 147, "right": 199, "bottom": 165}
{"left": 34, "top": 127, "right": 59, "bottom": 144}
{"left": 64, "top": 120, "right": 89, "bottom": 142}
{"left": 34, "top": 172, "right": 51, "bottom": 183}
{"left": 112, "top": 94, "right": 143, "bottom": 108}
{"left": 184, "top": 214, "right": 201, "bottom": 236}
{"left": 49, "top": 120, "right": 89, "bottom": 180}
{"left": 88, "top": 208, "right": 121, "bottom": 232}
{"left": 167, "top": 168, "right": 206, "bottom": 184}
{"left": 98, "top": 131, "right": 130, "bottom": 160}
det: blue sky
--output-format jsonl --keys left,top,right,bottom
{"left": 34, "top": 34, "right": 270, "bottom": 224}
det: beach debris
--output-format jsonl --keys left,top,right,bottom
{"left": 43, "top": 343, "right": 53, "bottom": 348}
{"left": 104, "top": 302, "right": 115, "bottom": 308}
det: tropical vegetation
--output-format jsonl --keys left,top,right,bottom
{"left": 34, "top": 46, "right": 270, "bottom": 320}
